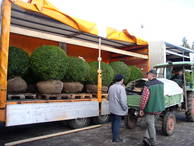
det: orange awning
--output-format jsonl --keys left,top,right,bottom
{"left": 10, "top": 0, "right": 148, "bottom": 45}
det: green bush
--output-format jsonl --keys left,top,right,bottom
{"left": 128, "top": 66, "right": 144, "bottom": 82}
{"left": 31, "top": 45, "right": 68, "bottom": 80}
{"left": 8, "top": 46, "right": 30, "bottom": 78}
{"left": 110, "top": 61, "right": 130, "bottom": 84}
{"left": 23, "top": 68, "right": 41, "bottom": 84}
{"left": 63, "top": 57, "right": 90, "bottom": 83}
{"left": 87, "top": 62, "right": 114, "bottom": 86}
{"left": 185, "top": 71, "right": 194, "bottom": 84}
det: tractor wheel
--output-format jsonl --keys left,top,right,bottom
{"left": 185, "top": 92, "right": 194, "bottom": 122}
{"left": 68, "top": 118, "right": 90, "bottom": 129}
{"left": 124, "top": 110, "right": 137, "bottom": 129}
{"left": 162, "top": 112, "right": 176, "bottom": 136}
{"left": 92, "top": 115, "right": 110, "bottom": 124}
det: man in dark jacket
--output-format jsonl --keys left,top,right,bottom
{"left": 108, "top": 74, "right": 128, "bottom": 142}
{"left": 139, "top": 70, "right": 165, "bottom": 146}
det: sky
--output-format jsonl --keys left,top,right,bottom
{"left": 49, "top": 0, "right": 194, "bottom": 46}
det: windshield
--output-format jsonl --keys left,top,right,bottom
{"left": 156, "top": 66, "right": 173, "bottom": 79}
{"left": 155, "top": 65, "right": 194, "bottom": 88}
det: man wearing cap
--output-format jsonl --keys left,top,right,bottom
{"left": 139, "top": 70, "right": 165, "bottom": 146}
{"left": 108, "top": 74, "right": 128, "bottom": 142}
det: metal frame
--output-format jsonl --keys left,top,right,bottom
{"left": 11, "top": 4, "right": 135, "bottom": 49}
{"left": 149, "top": 41, "right": 194, "bottom": 69}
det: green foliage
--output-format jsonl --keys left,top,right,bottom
{"left": 31, "top": 45, "right": 68, "bottom": 80}
{"left": 128, "top": 66, "right": 144, "bottom": 82}
{"left": 185, "top": 71, "right": 194, "bottom": 84}
{"left": 23, "top": 68, "right": 41, "bottom": 84}
{"left": 8, "top": 46, "right": 30, "bottom": 78}
{"left": 63, "top": 57, "right": 90, "bottom": 83}
{"left": 110, "top": 61, "right": 130, "bottom": 84}
{"left": 87, "top": 62, "right": 114, "bottom": 86}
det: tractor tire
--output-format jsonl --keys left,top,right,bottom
{"left": 68, "top": 118, "right": 90, "bottom": 129}
{"left": 162, "top": 112, "right": 176, "bottom": 136}
{"left": 124, "top": 110, "right": 137, "bottom": 129}
{"left": 92, "top": 115, "right": 110, "bottom": 124}
{"left": 185, "top": 92, "right": 194, "bottom": 122}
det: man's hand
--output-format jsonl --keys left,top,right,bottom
{"left": 139, "top": 110, "right": 144, "bottom": 117}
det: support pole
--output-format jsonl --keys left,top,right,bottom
{"left": 0, "top": 0, "right": 11, "bottom": 122}
{"left": 97, "top": 37, "right": 102, "bottom": 103}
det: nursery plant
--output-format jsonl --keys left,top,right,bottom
{"left": 8, "top": 46, "right": 30, "bottom": 78}
{"left": 110, "top": 61, "right": 130, "bottom": 84}
{"left": 31, "top": 45, "right": 68, "bottom": 80}
{"left": 63, "top": 56, "right": 90, "bottom": 83}
{"left": 128, "top": 65, "right": 144, "bottom": 82}
{"left": 87, "top": 61, "right": 114, "bottom": 86}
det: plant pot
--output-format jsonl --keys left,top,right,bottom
{"left": 63, "top": 82, "right": 84, "bottom": 93}
{"left": 37, "top": 80, "right": 63, "bottom": 94}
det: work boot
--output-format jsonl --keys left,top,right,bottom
{"left": 150, "top": 138, "right": 156, "bottom": 146}
{"left": 142, "top": 137, "right": 151, "bottom": 146}
{"left": 112, "top": 137, "right": 123, "bottom": 142}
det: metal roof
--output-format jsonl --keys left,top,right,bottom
{"left": 165, "top": 42, "right": 194, "bottom": 61}
{"left": 10, "top": 4, "right": 135, "bottom": 49}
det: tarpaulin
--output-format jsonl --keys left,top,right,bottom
{"left": 10, "top": 0, "right": 148, "bottom": 45}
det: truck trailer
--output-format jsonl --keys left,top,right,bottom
{"left": 0, "top": 0, "right": 149, "bottom": 127}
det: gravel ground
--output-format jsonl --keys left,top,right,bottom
{"left": 1, "top": 113, "right": 194, "bottom": 146}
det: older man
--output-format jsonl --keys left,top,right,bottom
{"left": 108, "top": 74, "right": 128, "bottom": 142}
{"left": 140, "top": 70, "right": 165, "bottom": 146}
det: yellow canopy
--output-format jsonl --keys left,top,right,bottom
{"left": 10, "top": 0, "right": 148, "bottom": 45}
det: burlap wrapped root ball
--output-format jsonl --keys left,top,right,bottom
{"left": 7, "top": 76, "right": 28, "bottom": 93}
{"left": 31, "top": 45, "right": 68, "bottom": 94}
{"left": 7, "top": 47, "right": 30, "bottom": 93}
{"left": 36, "top": 80, "right": 63, "bottom": 94}
{"left": 128, "top": 66, "right": 143, "bottom": 82}
{"left": 63, "top": 57, "right": 90, "bottom": 93}
{"left": 86, "top": 62, "right": 114, "bottom": 93}
{"left": 110, "top": 61, "right": 130, "bottom": 84}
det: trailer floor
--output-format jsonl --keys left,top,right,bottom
{"left": 1, "top": 113, "right": 194, "bottom": 146}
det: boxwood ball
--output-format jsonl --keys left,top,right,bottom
{"left": 110, "top": 61, "right": 130, "bottom": 84}
{"left": 63, "top": 56, "right": 90, "bottom": 83}
{"left": 87, "top": 62, "right": 114, "bottom": 86}
{"left": 128, "top": 66, "right": 143, "bottom": 82}
{"left": 8, "top": 46, "right": 30, "bottom": 78}
{"left": 31, "top": 45, "right": 68, "bottom": 80}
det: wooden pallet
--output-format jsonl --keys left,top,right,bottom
{"left": 7, "top": 93, "right": 37, "bottom": 100}
{"left": 39, "top": 93, "right": 93, "bottom": 100}
{"left": 102, "top": 94, "right": 108, "bottom": 98}
{"left": 92, "top": 93, "right": 108, "bottom": 98}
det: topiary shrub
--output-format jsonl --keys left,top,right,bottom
{"left": 63, "top": 56, "right": 90, "bottom": 83}
{"left": 23, "top": 68, "right": 41, "bottom": 84}
{"left": 128, "top": 66, "right": 144, "bottom": 82}
{"left": 87, "top": 62, "right": 114, "bottom": 86}
{"left": 110, "top": 61, "right": 130, "bottom": 84}
{"left": 31, "top": 45, "right": 68, "bottom": 80}
{"left": 8, "top": 46, "right": 30, "bottom": 78}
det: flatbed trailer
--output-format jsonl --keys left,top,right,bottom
{"left": 0, "top": 0, "right": 149, "bottom": 127}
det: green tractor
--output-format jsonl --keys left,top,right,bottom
{"left": 154, "top": 61, "right": 194, "bottom": 122}
{"left": 125, "top": 61, "right": 194, "bottom": 136}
